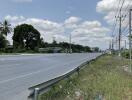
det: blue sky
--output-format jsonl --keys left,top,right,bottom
{"left": 0, "top": 0, "right": 104, "bottom": 22}
{"left": 1, "top": 0, "right": 122, "bottom": 49}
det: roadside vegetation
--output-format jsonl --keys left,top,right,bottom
{"left": 0, "top": 20, "right": 98, "bottom": 54}
{"left": 39, "top": 55, "right": 132, "bottom": 100}
{"left": 121, "top": 50, "right": 132, "bottom": 59}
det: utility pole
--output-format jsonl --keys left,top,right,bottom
{"left": 109, "top": 40, "right": 111, "bottom": 49}
{"left": 118, "top": 10, "right": 122, "bottom": 57}
{"left": 109, "top": 40, "right": 112, "bottom": 54}
{"left": 115, "top": 36, "right": 118, "bottom": 50}
{"left": 69, "top": 33, "right": 72, "bottom": 53}
{"left": 116, "top": 11, "right": 126, "bottom": 56}
{"left": 124, "top": 40, "right": 127, "bottom": 50}
{"left": 112, "top": 37, "right": 114, "bottom": 51}
{"left": 129, "top": 9, "right": 132, "bottom": 72}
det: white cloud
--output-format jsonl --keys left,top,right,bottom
{"left": 5, "top": 15, "right": 110, "bottom": 49}
{"left": 80, "top": 21, "right": 101, "bottom": 29}
{"left": 96, "top": 0, "right": 117, "bottom": 13}
{"left": 21, "top": 18, "right": 64, "bottom": 34}
{"left": 96, "top": 0, "right": 132, "bottom": 26}
{"left": 64, "top": 16, "right": 81, "bottom": 29}
{"left": 5, "top": 15, "right": 25, "bottom": 21}
{"left": 5, "top": 15, "right": 25, "bottom": 26}
{"left": 54, "top": 34, "right": 69, "bottom": 43}
{"left": 5, "top": 15, "right": 64, "bottom": 43}
{"left": 71, "top": 21, "right": 109, "bottom": 38}
{"left": 64, "top": 16, "right": 81, "bottom": 24}
{"left": 12, "top": 0, "right": 32, "bottom": 3}
{"left": 97, "top": 0, "right": 132, "bottom": 13}
{"left": 70, "top": 20, "right": 110, "bottom": 49}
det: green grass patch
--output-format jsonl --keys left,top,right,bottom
{"left": 39, "top": 55, "right": 132, "bottom": 100}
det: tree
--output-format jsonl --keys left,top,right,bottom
{"left": 39, "top": 38, "right": 45, "bottom": 47}
{"left": 52, "top": 40, "right": 57, "bottom": 47}
{"left": 0, "top": 20, "right": 12, "bottom": 36}
{"left": 94, "top": 47, "right": 99, "bottom": 52}
{"left": 13, "top": 24, "right": 41, "bottom": 50}
{"left": 58, "top": 42, "right": 92, "bottom": 53}
{"left": 0, "top": 34, "right": 7, "bottom": 49}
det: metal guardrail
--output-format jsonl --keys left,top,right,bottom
{"left": 28, "top": 54, "right": 103, "bottom": 100}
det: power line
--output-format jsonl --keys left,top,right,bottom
{"left": 111, "top": 0, "right": 126, "bottom": 36}
{"left": 110, "top": 0, "right": 124, "bottom": 50}
{"left": 110, "top": 0, "right": 130, "bottom": 52}
{"left": 111, "top": 0, "right": 122, "bottom": 37}
{"left": 129, "top": 9, "right": 132, "bottom": 71}
{"left": 120, "top": 0, "right": 126, "bottom": 11}
{"left": 110, "top": 0, "right": 126, "bottom": 51}
{"left": 115, "top": 0, "right": 126, "bottom": 56}
{"left": 121, "top": 0, "right": 131, "bottom": 35}
{"left": 122, "top": 21, "right": 129, "bottom": 33}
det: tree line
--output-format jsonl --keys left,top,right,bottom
{"left": 0, "top": 20, "right": 98, "bottom": 53}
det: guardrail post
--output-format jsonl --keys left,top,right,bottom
{"left": 34, "top": 88, "right": 39, "bottom": 100}
{"left": 77, "top": 67, "right": 80, "bottom": 76}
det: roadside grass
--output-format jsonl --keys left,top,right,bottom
{"left": 0, "top": 53, "right": 19, "bottom": 55}
{"left": 39, "top": 55, "right": 132, "bottom": 100}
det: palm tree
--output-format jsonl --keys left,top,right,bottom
{"left": 0, "top": 20, "right": 12, "bottom": 36}
{"left": 0, "top": 34, "right": 7, "bottom": 48}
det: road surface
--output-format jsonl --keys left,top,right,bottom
{"left": 0, "top": 53, "right": 101, "bottom": 100}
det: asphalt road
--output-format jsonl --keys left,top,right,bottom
{"left": 0, "top": 53, "right": 101, "bottom": 100}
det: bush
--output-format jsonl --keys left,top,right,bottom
{"left": 121, "top": 50, "right": 132, "bottom": 59}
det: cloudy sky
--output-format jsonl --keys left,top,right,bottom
{"left": 0, "top": 0, "right": 131, "bottom": 49}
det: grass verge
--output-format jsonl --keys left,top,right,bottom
{"left": 39, "top": 55, "right": 132, "bottom": 100}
